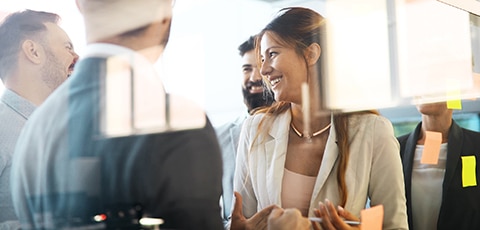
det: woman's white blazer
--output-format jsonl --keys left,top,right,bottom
{"left": 233, "top": 110, "right": 408, "bottom": 229}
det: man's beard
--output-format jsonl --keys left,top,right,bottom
{"left": 40, "top": 50, "right": 66, "bottom": 91}
{"left": 242, "top": 81, "right": 274, "bottom": 113}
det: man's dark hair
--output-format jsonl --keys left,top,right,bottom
{"left": 238, "top": 35, "right": 256, "bottom": 57}
{"left": 0, "top": 10, "right": 60, "bottom": 81}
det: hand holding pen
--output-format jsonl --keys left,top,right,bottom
{"left": 311, "top": 199, "right": 361, "bottom": 230}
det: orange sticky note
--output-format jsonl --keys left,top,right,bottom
{"left": 421, "top": 131, "right": 442, "bottom": 164}
{"left": 360, "top": 204, "right": 383, "bottom": 230}
{"left": 461, "top": 156, "right": 477, "bottom": 187}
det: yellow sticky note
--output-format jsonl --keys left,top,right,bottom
{"left": 447, "top": 99, "right": 462, "bottom": 110}
{"left": 446, "top": 78, "right": 462, "bottom": 110}
{"left": 462, "top": 156, "right": 477, "bottom": 187}
{"left": 360, "top": 204, "right": 383, "bottom": 230}
{"left": 421, "top": 131, "right": 442, "bottom": 164}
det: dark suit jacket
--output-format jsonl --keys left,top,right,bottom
{"left": 11, "top": 56, "right": 224, "bottom": 230}
{"left": 398, "top": 121, "right": 480, "bottom": 230}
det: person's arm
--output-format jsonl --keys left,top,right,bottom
{"left": 368, "top": 116, "right": 408, "bottom": 230}
{"left": 268, "top": 208, "right": 310, "bottom": 230}
{"left": 229, "top": 117, "right": 277, "bottom": 230}
{"left": 230, "top": 192, "right": 277, "bottom": 230}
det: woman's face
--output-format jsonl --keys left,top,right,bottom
{"left": 259, "top": 31, "right": 308, "bottom": 104}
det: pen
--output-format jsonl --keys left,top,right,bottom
{"left": 309, "top": 217, "right": 361, "bottom": 226}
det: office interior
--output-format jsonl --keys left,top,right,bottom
{"left": 1, "top": 0, "right": 480, "bottom": 136}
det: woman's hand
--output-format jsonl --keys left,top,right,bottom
{"left": 230, "top": 192, "right": 278, "bottom": 230}
{"left": 268, "top": 208, "right": 311, "bottom": 230}
{"left": 312, "top": 199, "right": 360, "bottom": 230}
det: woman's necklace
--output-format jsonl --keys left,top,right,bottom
{"left": 290, "top": 122, "right": 331, "bottom": 138}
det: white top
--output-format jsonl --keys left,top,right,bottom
{"left": 281, "top": 168, "right": 316, "bottom": 216}
{"left": 411, "top": 143, "right": 447, "bottom": 230}
{"left": 234, "top": 110, "right": 408, "bottom": 229}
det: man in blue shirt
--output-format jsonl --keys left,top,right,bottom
{"left": 0, "top": 10, "right": 78, "bottom": 228}
{"left": 216, "top": 35, "right": 274, "bottom": 227}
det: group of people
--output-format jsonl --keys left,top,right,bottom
{"left": 0, "top": 0, "right": 478, "bottom": 230}
{"left": 217, "top": 6, "right": 480, "bottom": 230}
{"left": 1, "top": 0, "right": 223, "bottom": 229}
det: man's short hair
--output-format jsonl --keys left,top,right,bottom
{"left": 0, "top": 10, "right": 59, "bottom": 81}
{"left": 238, "top": 35, "right": 256, "bottom": 57}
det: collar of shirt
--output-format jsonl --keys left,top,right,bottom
{"left": 0, "top": 89, "right": 36, "bottom": 119}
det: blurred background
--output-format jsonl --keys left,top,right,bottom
{"left": 1, "top": 0, "right": 480, "bottom": 135}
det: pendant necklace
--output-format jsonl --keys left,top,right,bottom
{"left": 290, "top": 122, "right": 331, "bottom": 138}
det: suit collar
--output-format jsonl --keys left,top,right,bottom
{"left": 265, "top": 111, "right": 291, "bottom": 204}
{"left": 401, "top": 122, "right": 422, "bottom": 229}
{"left": 402, "top": 123, "right": 422, "bottom": 188}
{"left": 312, "top": 115, "right": 339, "bottom": 200}
{"left": 443, "top": 121, "right": 462, "bottom": 194}
{"left": 403, "top": 120, "right": 462, "bottom": 192}
{"left": 0, "top": 89, "right": 36, "bottom": 120}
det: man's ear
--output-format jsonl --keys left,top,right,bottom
{"left": 304, "top": 43, "right": 321, "bottom": 66}
{"left": 21, "top": 40, "right": 42, "bottom": 64}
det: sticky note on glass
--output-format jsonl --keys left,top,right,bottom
{"left": 462, "top": 156, "right": 477, "bottom": 187}
{"left": 421, "top": 131, "right": 442, "bottom": 164}
{"left": 447, "top": 99, "right": 462, "bottom": 109}
{"left": 360, "top": 204, "right": 383, "bottom": 230}
{"left": 446, "top": 78, "right": 462, "bottom": 109}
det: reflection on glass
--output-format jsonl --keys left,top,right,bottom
{"left": 101, "top": 51, "right": 206, "bottom": 138}
{"left": 322, "top": 0, "right": 393, "bottom": 111}
{"left": 397, "top": 0, "right": 474, "bottom": 102}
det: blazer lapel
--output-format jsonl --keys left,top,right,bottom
{"left": 402, "top": 123, "right": 422, "bottom": 197}
{"left": 443, "top": 121, "right": 462, "bottom": 197}
{"left": 265, "top": 111, "right": 291, "bottom": 206}
{"left": 312, "top": 115, "right": 339, "bottom": 197}
{"left": 400, "top": 122, "right": 421, "bottom": 229}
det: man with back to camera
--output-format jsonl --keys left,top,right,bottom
{"left": 0, "top": 10, "right": 78, "bottom": 228}
{"left": 215, "top": 35, "right": 274, "bottom": 227}
{"left": 10, "top": 0, "right": 223, "bottom": 229}
{"left": 397, "top": 101, "right": 480, "bottom": 229}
